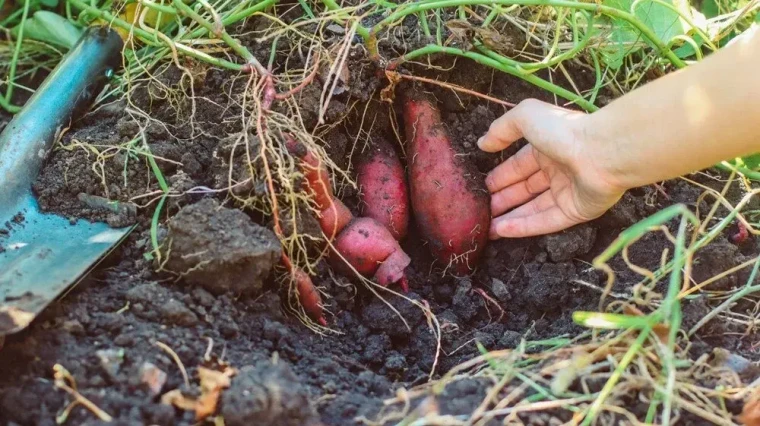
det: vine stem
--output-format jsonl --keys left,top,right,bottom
{"left": 394, "top": 44, "right": 598, "bottom": 111}
{"left": 173, "top": 0, "right": 267, "bottom": 75}
{"left": 67, "top": 0, "right": 277, "bottom": 72}
{"left": 369, "top": 0, "right": 687, "bottom": 70}
{"left": 320, "top": 0, "right": 371, "bottom": 39}
{"left": 1, "top": 0, "right": 30, "bottom": 112}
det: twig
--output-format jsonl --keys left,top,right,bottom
{"left": 53, "top": 364, "right": 113, "bottom": 423}
{"left": 155, "top": 341, "right": 190, "bottom": 387}
{"left": 385, "top": 70, "right": 517, "bottom": 107}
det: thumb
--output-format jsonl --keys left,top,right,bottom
{"left": 477, "top": 99, "right": 573, "bottom": 153}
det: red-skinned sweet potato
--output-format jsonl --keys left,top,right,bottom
{"left": 286, "top": 138, "right": 353, "bottom": 239}
{"left": 280, "top": 253, "right": 326, "bottom": 326}
{"left": 403, "top": 95, "right": 490, "bottom": 275}
{"left": 286, "top": 137, "right": 411, "bottom": 292}
{"left": 292, "top": 267, "right": 327, "bottom": 326}
{"left": 331, "top": 217, "right": 410, "bottom": 290}
{"left": 356, "top": 138, "right": 409, "bottom": 240}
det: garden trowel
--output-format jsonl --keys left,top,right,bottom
{"left": 0, "top": 26, "right": 133, "bottom": 336}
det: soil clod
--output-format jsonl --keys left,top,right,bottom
{"left": 164, "top": 198, "right": 281, "bottom": 295}
{"left": 540, "top": 223, "right": 597, "bottom": 262}
{"left": 221, "top": 360, "right": 318, "bottom": 426}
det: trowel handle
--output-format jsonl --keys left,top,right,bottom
{"left": 0, "top": 26, "right": 123, "bottom": 208}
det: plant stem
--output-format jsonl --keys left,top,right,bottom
{"left": 0, "top": 6, "right": 24, "bottom": 27}
{"left": 395, "top": 44, "right": 597, "bottom": 111}
{"left": 320, "top": 0, "right": 370, "bottom": 40}
{"left": 68, "top": 0, "right": 269, "bottom": 71}
{"left": 717, "top": 161, "right": 760, "bottom": 180}
{"left": 587, "top": 50, "right": 602, "bottom": 105}
{"left": 659, "top": 215, "right": 688, "bottom": 425}
{"left": 136, "top": 0, "right": 178, "bottom": 16}
{"left": 581, "top": 326, "right": 652, "bottom": 425}
{"left": 220, "top": 0, "right": 276, "bottom": 27}
{"left": 418, "top": 11, "right": 431, "bottom": 38}
{"left": 5, "top": 0, "right": 31, "bottom": 106}
{"left": 68, "top": 0, "right": 160, "bottom": 42}
{"left": 370, "top": 0, "right": 687, "bottom": 69}
{"left": 475, "top": 13, "right": 593, "bottom": 73}
{"left": 173, "top": 0, "right": 261, "bottom": 71}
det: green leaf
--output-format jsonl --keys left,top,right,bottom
{"left": 11, "top": 11, "right": 82, "bottom": 50}
{"left": 740, "top": 153, "right": 760, "bottom": 170}
{"left": 700, "top": 0, "right": 720, "bottom": 18}
{"left": 673, "top": 32, "right": 704, "bottom": 58}
{"left": 38, "top": 0, "right": 59, "bottom": 7}
{"left": 600, "top": 0, "right": 703, "bottom": 68}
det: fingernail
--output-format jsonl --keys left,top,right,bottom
{"left": 488, "top": 223, "right": 500, "bottom": 240}
{"left": 477, "top": 136, "right": 485, "bottom": 149}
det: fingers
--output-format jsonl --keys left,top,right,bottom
{"left": 490, "top": 170, "right": 550, "bottom": 216}
{"left": 477, "top": 98, "right": 553, "bottom": 153}
{"left": 485, "top": 145, "right": 540, "bottom": 193}
{"left": 498, "top": 188, "right": 555, "bottom": 219}
{"left": 477, "top": 107, "right": 525, "bottom": 153}
{"left": 490, "top": 206, "right": 580, "bottom": 239}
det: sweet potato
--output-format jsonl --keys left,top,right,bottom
{"left": 287, "top": 137, "right": 410, "bottom": 291}
{"left": 286, "top": 138, "right": 352, "bottom": 239}
{"left": 292, "top": 266, "right": 327, "bottom": 326}
{"left": 331, "top": 217, "right": 410, "bottom": 290}
{"left": 403, "top": 95, "right": 490, "bottom": 275}
{"left": 356, "top": 138, "right": 410, "bottom": 240}
{"left": 280, "top": 253, "right": 326, "bottom": 326}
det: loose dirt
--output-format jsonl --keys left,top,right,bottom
{"left": 1, "top": 17, "right": 758, "bottom": 426}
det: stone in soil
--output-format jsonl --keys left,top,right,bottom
{"left": 221, "top": 360, "right": 318, "bottom": 426}
{"left": 164, "top": 198, "right": 281, "bottom": 295}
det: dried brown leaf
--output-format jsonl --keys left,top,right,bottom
{"left": 161, "top": 389, "right": 197, "bottom": 411}
{"left": 161, "top": 361, "right": 237, "bottom": 420}
{"left": 195, "top": 366, "right": 236, "bottom": 419}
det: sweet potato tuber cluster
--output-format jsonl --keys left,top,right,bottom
{"left": 287, "top": 138, "right": 411, "bottom": 295}
{"left": 281, "top": 92, "right": 492, "bottom": 325}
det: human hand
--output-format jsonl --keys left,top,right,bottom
{"left": 478, "top": 99, "right": 626, "bottom": 239}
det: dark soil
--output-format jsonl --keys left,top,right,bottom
{"left": 2, "top": 13, "right": 759, "bottom": 426}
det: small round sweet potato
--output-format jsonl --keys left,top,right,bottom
{"left": 403, "top": 95, "right": 490, "bottom": 275}
{"left": 356, "top": 138, "right": 410, "bottom": 240}
{"left": 329, "top": 217, "right": 411, "bottom": 290}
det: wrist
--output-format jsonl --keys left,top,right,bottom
{"left": 574, "top": 112, "right": 637, "bottom": 194}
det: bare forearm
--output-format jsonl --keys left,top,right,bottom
{"left": 584, "top": 28, "right": 760, "bottom": 190}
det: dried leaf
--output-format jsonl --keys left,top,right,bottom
{"left": 161, "top": 361, "right": 236, "bottom": 420}
{"left": 380, "top": 71, "right": 402, "bottom": 103}
{"left": 332, "top": 62, "right": 350, "bottom": 95}
{"left": 161, "top": 389, "right": 197, "bottom": 411}
{"left": 198, "top": 366, "right": 234, "bottom": 391}
{"left": 195, "top": 366, "right": 236, "bottom": 419}
{"left": 740, "top": 392, "right": 760, "bottom": 426}
{"left": 326, "top": 24, "right": 345, "bottom": 35}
